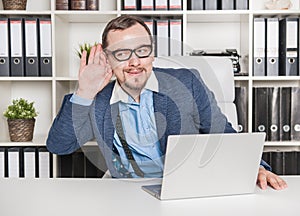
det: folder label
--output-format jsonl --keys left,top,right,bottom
{"left": 40, "top": 20, "right": 52, "bottom": 58}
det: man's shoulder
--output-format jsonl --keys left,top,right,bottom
{"left": 153, "top": 67, "right": 200, "bottom": 83}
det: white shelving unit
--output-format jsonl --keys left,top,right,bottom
{"left": 1, "top": 0, "right": 300, "bottom": 176}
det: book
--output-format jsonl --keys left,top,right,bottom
{"left": 56, "top": 0, "right": 69, "bottom": 10}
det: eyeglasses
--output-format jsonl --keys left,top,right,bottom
{"left": 106, "top": 44, "right": 153, "bottom": 62}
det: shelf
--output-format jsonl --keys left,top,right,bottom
{"left": 187, "top": 13, "right": 249, "bottom": 23}
{"left": 54, "top": 12, "right": 117, "bottom": 23}
{"left": 0, "top": 135, "right": 47, "bottom": 147}
{"left": 0, "top": 10, "right": 51, "bottom": 15}
{"left": 265, "top": 141, "right": 300, "bottom": 146}
{"left": 0, "top": 77, "right": 53, "bottom": 81}
{"left": 120, "top": 10, "right": 184, "bottom": 16}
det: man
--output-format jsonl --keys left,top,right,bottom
{"left": 47, "top": 15, "right": 287, "bottom": 190}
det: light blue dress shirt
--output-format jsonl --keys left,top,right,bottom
{"left": 70, "top": 73, "right": 164, "bottom": 177}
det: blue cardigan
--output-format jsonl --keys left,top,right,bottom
{"left": 46, "top": 67, "right": 270, "bottom": 177}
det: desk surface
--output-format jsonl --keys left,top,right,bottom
{"left": 0, "top": 176, "right": 299, "bottom": 216}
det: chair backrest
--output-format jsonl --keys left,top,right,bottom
{"left": 153, "top": 56, "right": 238, "bottom": 131}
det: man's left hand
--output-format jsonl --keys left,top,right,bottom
{"left": 257, "top": 167, "right": 288, "bottom": 190}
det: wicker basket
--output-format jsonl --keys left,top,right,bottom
{"left": 7, "top": 119, "right": 35, "bottom": 142}
{"left": 2, "top": 0, "right": 27, "bottom": 10}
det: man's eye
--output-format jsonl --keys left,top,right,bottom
{"left": 115, "top": 51, "right": 128, "bottom": 57}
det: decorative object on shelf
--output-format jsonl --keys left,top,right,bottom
{"left": 265, "top": 0, "right": 292, "bottom": 10}
{"left": 76, "top": 42, "right": 97, "bottom": 63}
{"left": 2, "top": 0, "right": 27, "bottom": 10}
{"left": 87, "top": 0, "right": 98, "bottom": 10}
{"left": 56, "top": 0, "right": 69, "bottom": 10}
{"left": 70, "top": 0, "right": 86, "bottom": 10}
{"left": 3, "top": 98, "right": 38, "bottom": 142}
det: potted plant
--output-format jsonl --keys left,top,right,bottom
{"left": 3, "top": 98, "right": 38, "bottom": 142}
{"left": 76, "top": 42, "right": 97, "bottom": 63}
{"left": 2, "top": 0, "right": 27, "bottom": 10}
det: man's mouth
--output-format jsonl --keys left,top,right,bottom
{"left": 125, "top": 68, "right": 144, "bottom": 75}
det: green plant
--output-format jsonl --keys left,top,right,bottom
{"left": 3, "top": 98, "right": 38, "bottom": 119}
{"left": 76, "top": 42, "right": 97, "bottom": 63}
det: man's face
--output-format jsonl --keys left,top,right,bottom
{"left": 105, "top": 23, "right": 154, "bottom": 93}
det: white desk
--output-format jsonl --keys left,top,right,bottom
{"left": 0, "top": 176, "right": 299, "bottom": 216}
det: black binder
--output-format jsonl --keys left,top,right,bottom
{"left": 37, "top": 147, "right": 53, "bottom": 178}
{"left": 234, "top": 87, "right": 248, "bottom": 132}
{"left": 279, "top": 17, "right": 299, "bottom": 76}
{"left": 270, "top": 151, "right": 284, "bottom": 175}
{"left": 9, "top": 18, "right": 25, "bottom": 77}
{"left": 84, "top": 147, "right": 106, "bottom": 178}
{"left": 280, "top": 87, "right": 291, "bottom": 141}
{"left": 291, "top": 87, "right": 300, "bottom": 140}
{"left": 72, "top": 151, "right": 84, "bottom": 178}
{"left": 58, "top": 154, "right": 73, "bottom": 178}
{"left": 24, "top": 18, "right": 39, "bottom": 77}
{"left": 253, "top": 87, "right": 268, "bottom": 140}
{"left": 0, "top": 18, "right": 10, "bottom": 76}
{"left": 268, "top": 87, "right": 280, "bottom": 141}
{"left": 283, "top": 151, "right": 298, "bottom": 175}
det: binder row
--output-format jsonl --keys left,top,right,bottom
{"left": 0, "top": 17, "right": 52, "bottom": 77}
{"left": 122, "top": 0, "right": 182, "bottom": 10}
{"left": 234, "top": 87, "right": 248, "bottom": 133}
{"left": 144, "top": 18, "right": 182, "bottom": 56}
{"left": 253, "top": 17, "right": 300, "bottom": 76}
{"left": 56, "top": 0, "right": 99, "bottom": 10}
{"left": 57, "top": 147, "right": 106, "bottom": 178}
{"left": 253, "top": 87, "right": 300, "bottom": 142}
{"left": 122, "top": 0, "right": 248, "bottom": 10}
{"left": 0, "top": 146, "right": 53, "bottom": 178}
{"left": 188, "top": 0, "right": 248, "bottom": 10}
{"left": 262, "top": 151, "right": 300, "bottom": 175}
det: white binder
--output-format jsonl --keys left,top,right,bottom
{"left": 10, "top": 18, "right": 25, "bottom": 76}
{"left": 39, "top": 148, "right": 50, "bottom": 178}
{"left": 141, "top": 0, "right": 153, "bottom": 10}
{"left": 0, "top": 148, "right": 5, "bottom": 178}
{"left": 0, "top": 18, "right": 10, "bottom": 76}
{"left": 25, "top": 18, "right": 39, "bottom": 77}
{"left": 169, "top": 0, "right": 182, "bottom": 10}
{"left": 170, "top": 19, "right": 182, "bottom": 56}
{"left": 266, "top": 17, "right": 279, "bottom": 76}
{"left": 156, "top": 19, "right": 169, "bottom": 56}
{"left": 24, "top": 148, "right": 36, "bottom": 178}
{"left": 155, "top": 0, "right": 168, "bottom": 10}
{"left": 39, "top": 18, "right": 52, "bottom": 77}
{"left": 253, "top": 18, "right": 266, "bottom": 76}
{"left": 8, "top": 148, "right": 19, "bottom": 178}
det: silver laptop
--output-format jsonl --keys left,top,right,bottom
{"left": 142, "top": 133, "right": 266, "bottom": 200}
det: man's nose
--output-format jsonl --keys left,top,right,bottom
{"left": 128, "top": 52, "right": 141, "bottom": 66}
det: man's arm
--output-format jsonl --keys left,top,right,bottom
{"left": 46, "top": 94, "right": 94, "bottom": 154}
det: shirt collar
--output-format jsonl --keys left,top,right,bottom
{"left": 110, "top": 71, "right": 159, "bottom": 105}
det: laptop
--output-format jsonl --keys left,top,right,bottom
{"left": 142, "top": 132, "right": 266, "bottom": 200}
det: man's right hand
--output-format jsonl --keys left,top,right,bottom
{"left": 76, "top": 44, "right": 113, "bottom": 99}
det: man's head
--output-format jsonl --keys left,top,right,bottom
{"left": 102, "top": 15, "right": 155, "bottom": 98}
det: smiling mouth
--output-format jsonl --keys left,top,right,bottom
{"left": 125, "top": 68, "right": 144, "bottom": 75}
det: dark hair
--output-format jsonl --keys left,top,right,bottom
{"left": 102, "top": 15, "right": 153, "bottom": 49}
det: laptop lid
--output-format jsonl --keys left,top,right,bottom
{"left": 157, "top": 133, "right": 265, "bottom": 200}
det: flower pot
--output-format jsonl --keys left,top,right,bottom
{"left": 2, "top": 0, "right": 27, "bottom": 10}
{"left": 7, "top": 118, "right": 35, "bottom": 142}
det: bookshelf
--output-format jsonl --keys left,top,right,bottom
{"left": 1, "top": 0, "right": 300, "bottom": 177}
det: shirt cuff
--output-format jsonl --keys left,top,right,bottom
{"left": 70, "top": 93, "right": 93, "bottom": 106}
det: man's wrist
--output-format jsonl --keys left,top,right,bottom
{"left": 70, "top": 93, "right": 93, "bottom": 106}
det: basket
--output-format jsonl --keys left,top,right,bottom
{"left": 7, "top": 119, "right": 35, "bottom": 142}
{"left": 2, "top": 0, "right": 27, "bottom": 10}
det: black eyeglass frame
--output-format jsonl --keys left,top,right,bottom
{"left": 105, "top": 44, "right": 153, "bottom": 62}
